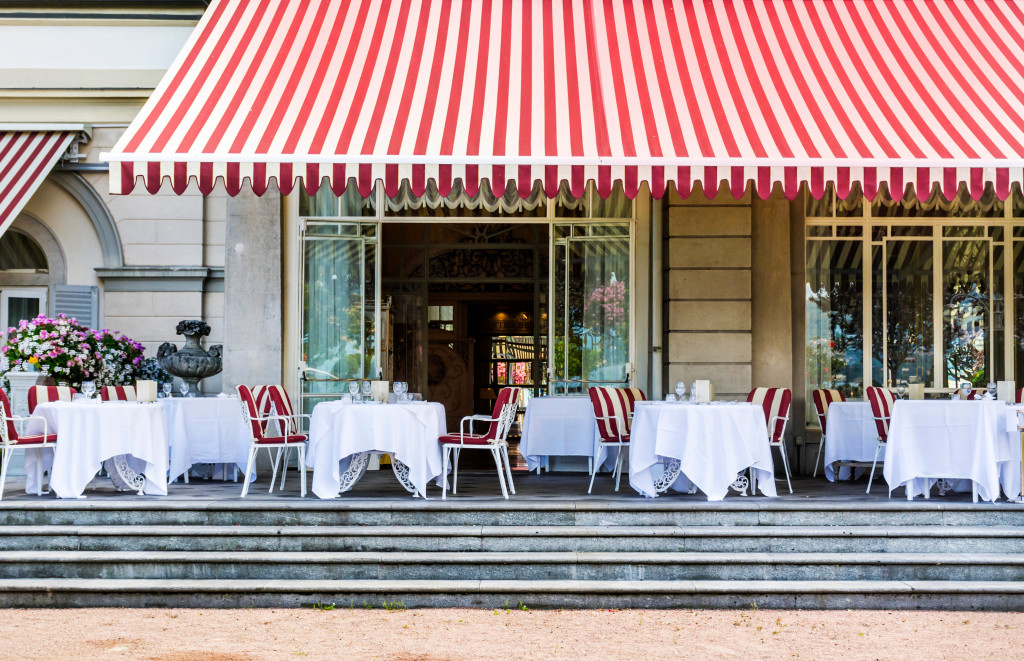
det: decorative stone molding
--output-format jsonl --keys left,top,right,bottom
{"left": 95, "top": 266, "right": 224, "bottom": 293}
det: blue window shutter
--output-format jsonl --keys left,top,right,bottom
{"left": 49, "top": 285, "right": 99, "bottom": 329}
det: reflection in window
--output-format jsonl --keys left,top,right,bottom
{"left": 942, "top": 241, "right": 989, "bottom": 387}
{"left": 0, "top": 231, "right": 48, "bottom": 272}
{"left": 878, "top": 241, "right": 934, "bottom": 387}
{"left": 806, "top": 240, "right": 864, "bottom": 423}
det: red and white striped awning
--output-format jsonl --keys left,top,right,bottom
{"left": 103, "top": 0, "right": 1024, "bottom": 201}
{"left": 0, "top": 130, "right": 76, "bottom": 236}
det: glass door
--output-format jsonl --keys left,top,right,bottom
{"left": 299, "top": 220, "right": 380, "bottom": 415}
{"left": 550, "top": 222, "right": 632, "bottom": 394}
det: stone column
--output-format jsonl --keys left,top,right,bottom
{"left": 222, "top": 185, "right": 283, "bottom": 390}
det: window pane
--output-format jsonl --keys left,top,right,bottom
{"left": 881, "top": 241, "right": 934, "bottom": 387}
{"left": 942, "top": 241, "right": 990, "bottom": 387}
{"left": 806, "top": 240, "right": 865, "bottom": 424}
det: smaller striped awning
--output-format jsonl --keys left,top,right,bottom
{"left": 103, "top": 0, "right": 1024, "bottom": 201}
{"left": 0, "top": 129, "right": 77, "bottom": 237}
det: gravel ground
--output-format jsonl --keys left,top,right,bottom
{"left": 2, "top": 608, "right": 1021, "bottom": 660}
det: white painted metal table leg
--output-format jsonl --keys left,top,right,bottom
{"left": 653, "top": 457, "right": 682, "bottom": 494}
{"left": 390, "top": 456, "right": 419, "bottom": 496}
{"left": 337, "top": 451, "right": 370, "bottom": 493}
{"left": 104, "top": 454, "right": 146, "bottom": 494}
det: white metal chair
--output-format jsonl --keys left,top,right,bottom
{"left": 864, "top": 386, "right": 895, "bottom": 495}
{"left": 811, "top": 388, "right": 845, "bottom": 478}
{"left": 0, "top": 388, "right": 58, "bottom": 500}
{"left": 439, "top": 386, "right": 520, "bottom": 499}
{"left": 236, "top": 384, "right": 307, "bottom": 497}
{"left": 265, "top": 385, "right": 312, "bottom": 492}
{"left": 747, "top": 387, "right": 793, "bottom": 493}
{"left": 587, "top": 386, "right": 646, "bottom": 493}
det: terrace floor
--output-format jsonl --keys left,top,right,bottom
{"left": 1, "top": 468, "right": 1021, "bottom": 509}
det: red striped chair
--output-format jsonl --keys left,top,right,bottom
{"left": 0, "top": 389, "right": 58, "bottom": 499}
{"left": 265, "top": 385, "right": 311, "bottom": 490}
{"left": 587, "top": 386, "right": 646, "bottom": 493}
{"left": 27, "top": 385, "right": 77, "bottom": 414}
{"left": 236, "top": 384, "right": 307, "bottom": 497}
{"left": 100, "top": 385, "right": 136, "bottom": 402}
{"left": 811, "top": 388, "right": 845, "bottom": 478}
{"left": 864, "top": 386, "right": 897, "bottom": 494}
{"left": 439, "top": 386, "right": 520, "bottom": 499}
{"left": 1016, "top": 387, "right": 1023, "bottom": 404}
{"left": 747, "top": 387, "right": 793, "bottom": 493}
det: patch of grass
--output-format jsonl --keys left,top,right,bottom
{"left": 311, "top": 602, "right": 335, "bottom": 611}
{"left": 382, "top": 600, "right": 407, "bottom": 612}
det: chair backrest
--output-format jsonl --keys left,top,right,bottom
{"left": 266, "top": 385, "right": 297, "bottom": 434}
{"left": 495, "top": 401, "right": 518, "bottom": 442}
{"left": 589, "top": 386, "right": 647, "bottom": 441}
{"left": 100, "top": 385, "right": 136, "bottom": 402}
{"left": 236, "top": 384, "right": 268, "bottom": 440}
{"left": 747, "top": 387, "right": 792, "bottom": 442}
{"left": 487, "top": 387, "right": 520, "bottom": 439}
{"left": 1016, "top": 387, "right": 1024, "bottom": 404}
{"left": 0, "top": 389, "right": 19, "bottom": 444}
{"left": 865, "top": 386, "right": 896, "bottom": 441}
{"left": 27, "top": 385, "right": 76, "bottom": 414}
{"left": 811, "top": 388, "right": 845, "bottom": 434}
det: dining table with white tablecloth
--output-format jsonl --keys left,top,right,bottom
{"left": 163, "top": 395, "right": 251, "bottom": 483}
{"left": 822, "top": 401, "right": 879, "bottom": 481}
{"left": 306, "top": 400, "right": 447, "bottom": 499}
{"left": 23, "top": 400, "right": 169, "bottom": 498}
{"left": 629, "top": 401, "right": 776, "bottom": 500}
{"left": 518, "top": 396, "right": 602, "bottom": 471}
{"left": 883, "top": 399, "right": 1017, "bottom": 502}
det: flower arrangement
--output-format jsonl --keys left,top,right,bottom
{"left": 1, "top": 314, "right": 148, "bottom": 391}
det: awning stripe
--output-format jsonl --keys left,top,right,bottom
{"left": 0, "top": 131, "right": 75, "bottom": 237}
{"left": 104, "top": 0, "right": 1024, "bottom": 200}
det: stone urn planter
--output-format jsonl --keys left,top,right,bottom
{"left": 157, "top": 320, "right": 223, "bottom": 396}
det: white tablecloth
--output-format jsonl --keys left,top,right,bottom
{"left": 883, "top": 400, "right": 1015, "bottom": 502}
{"left": 823, "top": 401, "right": 879, "bottom": 481}
{"left": 629, "top": 402, "right": 777, "bottom": 500}
{"left": 24, "top": 401, "right": 169, "bottom": 498}
{"left": 519, "top": 396, "right": 599, "bottom": 471}
{"left": 164, "top": 396, "right": 251, "bottom": 482}
{"left": 307, "top": 401, "right": 446, "bottom": 499}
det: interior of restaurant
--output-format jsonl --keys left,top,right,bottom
{"left": 297, "top": 181, "right": 635, "bottom": 468}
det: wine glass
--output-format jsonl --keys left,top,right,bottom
{"left": 397, "top": 381, "right": 408, "bottom": 402}
{"left": 987, "top": 382, "right": 998, "bottom": 400}
{"left": 179, "top": 381, "right": 190, "bottom": 398}
{"left": 675, "top": 381, "right": 686, "bottom": 402}
{"left": 361, "top": 380, "right": 372, "bottom": 402}
{"left": 348, "top": 381, "right": 360, "bottom": 402}
{"left": 896, "top": 382, "right": 907, "bottom": 400}
{"left": 689, "top": 381, "right": 697, "bottom": 403}
{"left": 82, "top": 380, "right": 96, "bottom": 400}
{"left": 161, "top": 382, "right": 172, "bottom": 399}
{"left": 960, "top": 381, "right": 973, "bottom": 400}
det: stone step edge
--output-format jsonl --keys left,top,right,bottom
{"left": 2, "top": 550, "right": 1022, "bottom": 565}
{"left": 2, "top": 578, "right": 1024, "bottom": 595}
{"left": 1, "top": 499, "right": 1021, "bottom": 513}
{"left": 1, "top": 524, "right": 1022, "bottom": 538}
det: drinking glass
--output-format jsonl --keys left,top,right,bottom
{"left": 960, "top": 382, "right": 973, "bottom": 400}
{"left": 675, "top": 381, "right": 686, "bottom": 401}
{"left": 896, "top": 382, "right": 907, "bottom": 400}
{"left": 665, "top": 393, "right": 677, "bottom": 402}
{"left": 361, "top": 380, "right": 372, "bottom": 402}
{"left": 987, "top": 382, "right": 998, "bottom": 399}
{"left": 179, "top": 381, "right": 190, "bottom": 398}
{"left": 348, "top": 381, "right": 360, "bottom": 401}
{"left": 396, "top": 381, "right": 408, "bottom": 402}
{"left": 82, "top": 380, "right": 96, "bottom": 400}
{"left": 690, "top": 382, "right": 697, "bottom": 403}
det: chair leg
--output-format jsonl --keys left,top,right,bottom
{"left": 501, "top": 445, "right": 516, "bottom": 495}
{"left": 279, "top": 447, "right": 289, "bottom": 490}
{"left": 269, "top": 447, "right": 283, "bottom": 493}
{"left": 0, "top": 448, "right": 11, "bottom": 501}
{"left": 453, "top": 448, "right": 461, "bottom": 494}
{"left": 866, "top": 444, "right": 882, "bottom": 494}
{"left": 35, "top": 453, "right": 43, "bottom": 497}
{"left": 240, "top": 446, "right": 257, "bottom": 498}
{"left": 587, "top": 445, "right": 601, "bottom": 494}
{"left": 812, "top": 436, "right": 825, "bottom": 478}
{"left": 777, "top": 441, "right": 793, "bottom": 494}
{"left": 613, "top": 446, "right": 626, "bottom": 492}
{"left": 298, "top": 445, "right": 307, "bottom": 498}
{"left": 441, "top": 446, "right": 450, "bottom": 500}
{"left": 492, "top": 448, "right": 509, "bottom": 499}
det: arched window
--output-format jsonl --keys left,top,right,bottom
{"left": 0, "top": 230, "right": 48, "bottom": 273}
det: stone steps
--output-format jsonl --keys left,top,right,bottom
{"left": 0, "top": 550, "right": 1022, "bottom": 582}
{"left": 0, "top": 578, "right": 1022, "bottom": 609}
{"left": 1, "top": 524, "right": 1022, "bottom": 553}
{"left": 2, "top": 497, "right": 1023, "bottom": 608}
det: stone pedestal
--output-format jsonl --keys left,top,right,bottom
{"left": 7, "top": 371, "right": 48, "bottom": 417}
